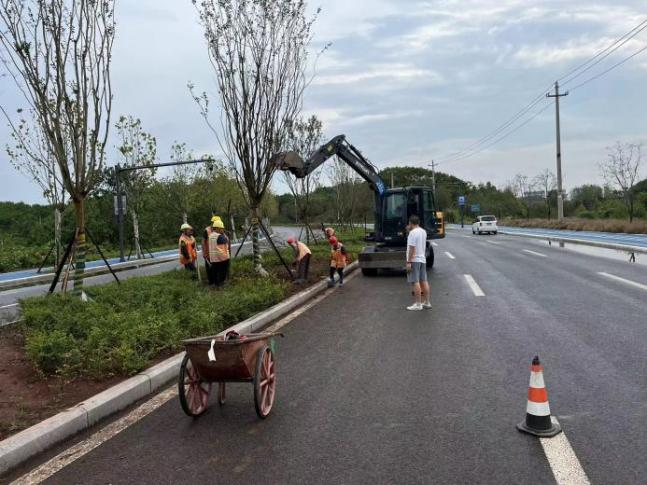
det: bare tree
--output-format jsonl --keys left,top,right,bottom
{"left": 6, "top": 110, "right": 67, "bottom": 266}
{"left": 0, "top": 0, "right": 115, "bottom": 296}
{"left": 600, "top": 142, "right": 643, "bottom": 222}
{"left": 533, "top": 169, "right": 556, "bottom": 219}
{"left": 512, "top": 174, "right": 534, "bottom": 219}
{"left": 191, "top": 0, "right": 318, "bottom": 275}
{"left": 115, "top": 116, "right": 157, "bottom": 259}
{"left": 282, "top": 115, "right": 324, "bottom": 242}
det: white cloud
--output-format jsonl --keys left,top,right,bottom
{"left": 312, "top": 64, "right": 443, "bottom": 86}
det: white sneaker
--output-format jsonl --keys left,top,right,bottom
{"left": 406, "top": 303, "right": 423, "bottom": 311}
{"left": 422, "top": 302, "right": 432, "bottom": 309}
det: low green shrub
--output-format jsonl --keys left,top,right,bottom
{"left": 20, "top": 259, "right": 289, "bottom": 379}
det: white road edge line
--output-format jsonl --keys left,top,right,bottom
{"left": 464, "top": 274, "right": 485, "bottom": 296}
{"left": 431, "top": 242, "right": 438, "bottom": 247}
{"left": 445, "top": 252, "right": 456, "bottom": 260}
{"left": 0, "top": 303, "right": 19, "bottom": 309}
{"left": 12, "top": 272, "right": 357, "bottom": 484}
{"left": 598, "top": 271, "right": 647, "bottom": 291}
{"left": 523, "top": 249, "right": 547, "bottom": 258}
{"left": 540, "top": 418, "right": 591, "bottom": 485}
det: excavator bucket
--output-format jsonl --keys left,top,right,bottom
{"left": 270, "top": 151, "right": 307, "bottom": 178}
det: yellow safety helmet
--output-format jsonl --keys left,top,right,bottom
{"left": 180, "top": 223, "right": 192, "bottom": 231}
{"left": 211, "top": 215, "right": 221, "bottom": 222}
{"left": 212, "top": 217, "right": 225, "bottom": 229}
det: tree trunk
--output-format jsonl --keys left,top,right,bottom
{"left": 629, "top": 194, "right": 634, "bottom": 223}
{"left": 71, "top": 199, "right": 86, "bottom": 297}
{"left": 132, "top": 211, "right": 143, "bottom": 259}
{"left": 230, "top": 215, "right": 237, "bottom": 241}
{"left": 54, "top": 207, "right": 62, "bottom": 267}
{"left": 182, "top": 211, "right": 188, "bottom": 224}
{"left": 250, "top": 205, "right": 268, "bottom": 276}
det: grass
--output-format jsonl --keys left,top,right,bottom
{"left": 501, "top": 218, "right": 647, "bottom": 234}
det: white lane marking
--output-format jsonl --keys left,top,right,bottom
{"left": 523, "top": 249, "right": 547, "bottom": 258}
{"left": 0, "top": 303, "right": 19, "bottom": 309}
{"left": 464, "top": 274, "right": 485, "bottom": 296}
{"left": 431, "top": 242, "right": 438, "bottom": 247}
{"left": 445, "top": 252, "right": 456, "bottom": 260}
{"left": 12, "top": 387, "right": 178, "bottom": 485}
{"left": 11, "top": 271, "right": 355, "bottom": 484}
{"left": 598, "top": 271, "right": 647, "bottom": 291}
{"left": 486, "top": 240, "right": 500, "bottom": 245}
{"left": 540, "top": 418, "right": 591, "bottom": 485}
{"left": 461, "top": 235, "right": 472, "bottom": 239}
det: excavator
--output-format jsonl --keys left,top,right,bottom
{"left": 272, "top": 134, "right": 445, "bottom": 276}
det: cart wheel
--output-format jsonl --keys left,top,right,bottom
{"left": 178, "top": 353, "right": 211, "bottom": 417}
{"left": 253, "top": 347, "right": 276, "bottom": 419}
{"left": 218, "top": 382, "right": 226, "bottom": 406}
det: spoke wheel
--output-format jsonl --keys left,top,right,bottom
{"left": 178, "top": 353, "right": 211, "bottom": 417}
{"left": 253, "top": 347, "right": 276, "bottom": 419}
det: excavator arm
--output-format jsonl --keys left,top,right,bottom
{"left": 271, "top": 134, "right": 388, "bottom": 196}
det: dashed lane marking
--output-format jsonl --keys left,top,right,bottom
{"left": 486, "top": 240, "right": 500, "bottom": 245}
{"left": 445, "top": 252, "right": 456, "bottom": 260}
{"left": 540, "top": 418, "right": 591, "bottom": 485}
{"left": 464, "top": 274, "right": 485, "bottom": 296}
{"left": 598, "top": 271, "right": 647, "bottom": 292}
{"left": 431, "top": 242, "right": 438, "bottom": 247}
{"left": 11, "top": 273, "right": 358, "bottom": 484}
{"left": 523, "top": 249, "right": 547, "bottom": 258}
{"left": 0, "top": 303, "right": 19, "bottom": 309}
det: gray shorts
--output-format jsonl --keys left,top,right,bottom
{"left": 407, "top": 262, "right": 427, "bottom": 283}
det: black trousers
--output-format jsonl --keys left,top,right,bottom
{"left": 213, "top": 260, "right": 230, "bottom": 287}
{"left": 205, "top": 261, "right": 217, "bottom": 285}
{"left": 297, "top": 254, "right": 310, "bottom": 281}
{"left": 329, "top": 266, "right": 344, "bottom": 282}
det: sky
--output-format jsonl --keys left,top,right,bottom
{"left": 0, "top": 0, "right": 646, "bottom": 203}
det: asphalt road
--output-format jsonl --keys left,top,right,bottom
{"left": 7, "top": 229, "right": 647, "bottom": 484}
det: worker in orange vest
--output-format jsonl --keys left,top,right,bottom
{"left": 328, "top": 236, "right": 348, "bottom": 287}
{"left": 179, "top": 223, "right": 198, "bottom": 273}
{"left": 324, "top": 226, "right": 335, "bottom": 239}
{"left": 287, "top": 237, "right": 311, "bottom": 284}
{"left": 203, "top": 216, "right": 230, "bottom": 286}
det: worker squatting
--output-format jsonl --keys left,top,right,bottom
{"left": 179, "top": 223, "right": 348, "bottom": 287}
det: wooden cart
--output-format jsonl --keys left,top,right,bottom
{"left": 178, "top": 332, "right": 282, "bottom": 419}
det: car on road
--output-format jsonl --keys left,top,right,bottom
{"left": 472, "top": 215, "right": 498, "bottom": 235}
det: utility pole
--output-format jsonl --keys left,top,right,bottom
{"left": 390, "top": 171, "right": 394, "bottom": 188}
{"left": 546, "top": 81, "right": 568, "bottom": 220}
{"left": 429, "top": 160, "right": 436, "bottom": 193}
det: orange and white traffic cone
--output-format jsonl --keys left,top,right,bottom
{"left": 517, "top": 356, "right": 562, "bottom": 437}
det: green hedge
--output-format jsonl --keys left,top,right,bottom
{"left": 20, "top": 262, "right": 288, "bottom": 379}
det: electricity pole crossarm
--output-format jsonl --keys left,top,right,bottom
{"left": 546, "top": 81, "right": 569, "bottom": 220}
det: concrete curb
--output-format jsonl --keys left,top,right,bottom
{"left": 0, "top": 261, "right": 358, "bottom": 475}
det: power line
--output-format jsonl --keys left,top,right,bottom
{"left": 436, "top": 103, "right": 552, "bottom": 167}
{"left": 569, "top": 43, "right": 647, "bottom": 91}
{"left": 560, "top": 19, "right": 647, "bottom": 87}
{"left": 558, "top": 18, "right": 647, "bottom": 86}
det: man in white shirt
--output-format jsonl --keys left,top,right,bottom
{"left": 406, "top": 215, "right": 431, "bottom": 311}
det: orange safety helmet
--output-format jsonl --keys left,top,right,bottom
{"left": 287, "top": 237, "right": 297, "bottom": 245}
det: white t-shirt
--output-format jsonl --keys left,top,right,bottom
{"left": 407, "top": 226, "right": 427, "bottom": 264}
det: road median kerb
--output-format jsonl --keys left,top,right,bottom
{"left": 0, "top": 261, "right": 357, "bottom": 476}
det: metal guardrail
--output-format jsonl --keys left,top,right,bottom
{"left": 498, "top": 229, "right": 647, "bottom": 256}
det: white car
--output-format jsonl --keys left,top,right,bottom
{"left": 472, "top": 215, "right": 498, "bottom": 235}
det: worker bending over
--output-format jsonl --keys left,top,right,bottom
{"left": 328, "top": 236, "right": 347, "bottom": 287}
{"left": 287, "top": 237, "right": 311, "bottom": 284}
{"left": 203, "top": 216, "right": 230, "bottom": 287}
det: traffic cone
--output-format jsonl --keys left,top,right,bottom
{"left": 517, "top": 356, "right": 562, "bottom": 437}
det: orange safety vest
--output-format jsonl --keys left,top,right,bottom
{"left": 179, "top": 234, "right": 197, "bottom": 265}
{"left": 207, "top": 230, "right": 230, "bottom": 263}
{"left": 295, "top": 241, "right": 311, "bottom": 261}
{"left": 330, "top": 244, "right": 347, "bottom": 269}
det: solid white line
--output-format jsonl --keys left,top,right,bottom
{"left": 486, "top": 240, "right": 500, "bottom": 245}
{"left": 431, "top": 242, "right": 439, "bottom": 247}
{"left": 464, "top": 274, "right": 485, "bottom": 296}
{"left": 598, "top": 271, "right": 647, "bottom": 291}
{"left": 445, "top": 252, "right": 456, "bottom": 260}
{"left": 540, "top": 418, "right": 591, "bottom": 485}
{"left": 523, "top": 249, "right": 547, "bottom": 258}
{"left": 0, "top": 303, "right": 19, "bottom": 309}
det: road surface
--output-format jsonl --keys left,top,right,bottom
{"left": 5, "top": 230, "right": 647, "bottom": 484}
